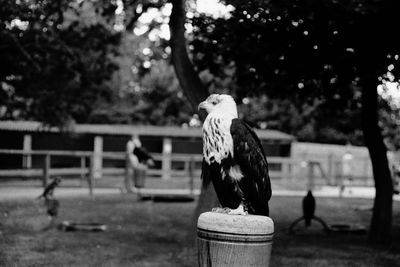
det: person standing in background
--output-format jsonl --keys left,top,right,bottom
{"left": 125, "top": 135, "right": 154, "bottom": 193}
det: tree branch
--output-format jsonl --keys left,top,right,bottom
{"left": 168, "top": 0, "right": 208, "bottom": 110}
{"left": 3, "top": 30, "right": 41, "bottom": 72}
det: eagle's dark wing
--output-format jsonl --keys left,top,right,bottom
{"left": 200, "top": 159, "right": 212, "bottom": 188}
{"left": 230, "top": 119, "right": 272, "bottom": 216}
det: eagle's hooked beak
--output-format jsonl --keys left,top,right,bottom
{"left": 198, "top": 101, "right": 207, "bottom": 111}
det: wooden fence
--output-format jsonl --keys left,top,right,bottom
{"left": 0, "top": 148, "right": 372, "bottom": 194}
{"left": 0, "top": 149, "right": 297, "bottom": 176}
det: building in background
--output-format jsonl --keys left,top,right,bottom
{"left": 0, "top": 121, "right": 295, "bottom": 179}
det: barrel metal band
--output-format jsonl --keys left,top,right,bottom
{"left": 197, "top": 227, "right": 273, "bottom": 244}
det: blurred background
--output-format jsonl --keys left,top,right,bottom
{"left": 1, "top": 0, "right": 400, "bottom": 266}
{"left": 1, "top": 0, "right": 399, "bottom": 191}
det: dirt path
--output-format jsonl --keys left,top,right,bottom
{"left": 1, "top": 185, "right": 399, "bottom": 201}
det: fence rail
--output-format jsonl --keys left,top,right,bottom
{"left": 0, "top": 148, "right": 373, "bottom": 195}
{"left": 0, "top": 149, "right": 296, "bottom": 178}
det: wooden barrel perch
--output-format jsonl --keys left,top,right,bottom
{"left": 197, "top": 212, "right": 274, "bottom": 267}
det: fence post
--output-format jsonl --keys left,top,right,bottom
{"left": 281, "top": 159, "right": 289, "bottom": 180}
{"left": 327, "top": 153, "right": 334, "bottom": 185}
{"left": 287, "top": 158, "right": 293, "bottom": 181}
{"left": 307, "top": 161, "right": 315, "bottom": 190}
{"left": 80, "top": 156, "right": 86, "bottom": 180}
{"left": 22, "top": 134, "right": 32, "bottom": 169}
{"left": 42, "top": 154, "right": 50, "bottom": 187}
{"left": 124, "top": 153, "right": 133, "bottom": 193}
{"left": 162, "top": 137, "right": 172, "bottom": 179}
{"left": 362, "top": 156, "right": 370, "bottom": 185}
{"left": 88, "top": 155, "right": 94, "bottom": 195}
{"left": 189, "top": 157, "right": 194, "bottom": 195}
{"left": 197, "top": 212, "right": 274, "bottom": 267}
{"left": 93, "top": 135, "right": 103, "bottom": 179}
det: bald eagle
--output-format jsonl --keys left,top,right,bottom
{"left": 198, "top": 94, "right": 272, "bottom": 216}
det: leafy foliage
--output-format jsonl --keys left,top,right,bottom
{"left": 0, "top": 0, "right": 121, "bottom": 126}
{"left": 1, "top": 0, "right": 399, "bottom": 148}
{"left": 89, "top": 58, "right": 193, "bottom": 125}
{"left": 189, "top": 0, "right": 400, "bottom": 146}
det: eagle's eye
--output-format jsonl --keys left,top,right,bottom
{"left": 211, "top": 99, "right": 219, "bottom": 105}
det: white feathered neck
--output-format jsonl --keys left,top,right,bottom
{"left": 202, "top": 112, "right": 237, "bottom": 165}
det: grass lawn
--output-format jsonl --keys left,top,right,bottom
{"left": 1, "top": 194, "right": 400, "bottom": 267}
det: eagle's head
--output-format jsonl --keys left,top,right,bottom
{"left": 198, "top": 94, "right": 238, "bottom": 118}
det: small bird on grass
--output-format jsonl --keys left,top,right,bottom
{"left": 37, "top": 176, "right": 62, "bottom": 201}
{"left": 198, "top": 94, "right": 272, "bottom": 216}
{"left": 37, "top": 177, "right": 61, "bottom": 229}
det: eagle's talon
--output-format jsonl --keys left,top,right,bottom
{"left": 212, "top": 207, "right": 232, "bottom": 213}
{"left": 229, "top": 211, "right": 248, "bottom": 215}
{"left": 223, "top": 207, "right": 231, "bottom": 213}
{"left": 228, "top": 210, "right": 248, "bottom": 215}
{"left": 212, "top": 207, "right": 224, "bottom": 213}
{"left": 227, "top": 204, "right": 248, "bottom": 215}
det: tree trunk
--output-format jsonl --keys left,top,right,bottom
{"left": 169, "top": 0, "right": 208, "bottom": 108}
{"left": 360, "top": 62, "right": 393, "bottom": 244}
{"left": 168, "top": 0, "right": 219, "bottom": 237}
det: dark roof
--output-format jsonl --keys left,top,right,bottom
{"left": 0, "top": 121, "right": 295, "bottom": 142}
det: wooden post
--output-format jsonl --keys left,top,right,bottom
{"left": 334, "top": 160, "right": 341, "bottom": 186}
{"left": 93, "top": 135, "right": 103, "bottom": 179}
{"left": 80, "top": 156, "right": 86, "bottom": 180}
{"left": 124, "top": 153, "right": 133, "bottom": 193}
{"left": 184, "top": 160, "right": 189, "bottom": 174}
{"left": 197, "top": 212, "right": 274, "bottom": 267}
{"left": 189, "top": 157, "right": 194, "bottom": 195}
{"left": 327, "top": 153, "right": 334, "bottom": 185}
{"left": 88, "top": 155, "right": 94, "bottom": 195}
{"left": 42, "top": 154, "right": 50, "bottom": 187}
{"left": 307, "top": 161, "right": 315, "bottom": 190}
{"left": 362, "top": 156, "right": 369, "bottom": 184}
{"left": 22, "top": 134, "right": 32, "bottom": 169}
{"left": 287, "top": 158, "right": 293, "bottom": 182}
{"left": 162, "top": 137, "right": 172, "bottom": 179}
{"left": 281, "top": 159, "right": 289, "bottom": 180}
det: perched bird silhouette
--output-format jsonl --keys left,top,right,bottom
{"left": 303, "top": 190, "right": 316, "bottom": 227}
{"left": 198, "top": 94, "right": 272, "bottom": 216}
{"left": 289, "top": 190, "right": 330, "bottom": 233}
{"left": 37, "top": 177, "right": 61, "bottom": 228}
{"left": 37, "top": 176, "right": 61, "bottom": 200}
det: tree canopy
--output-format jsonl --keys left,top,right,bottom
{"left": 189, "top": 0, "right": 400, "bottom": 147}
{"left": 0, "top": 0, "right": 198, "bottom": 127}
{"left": 1, "top": 0, "right": 398, "bottom": 149}
{"left": 0, "top": 0, "right": 122, "bottom": 126}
